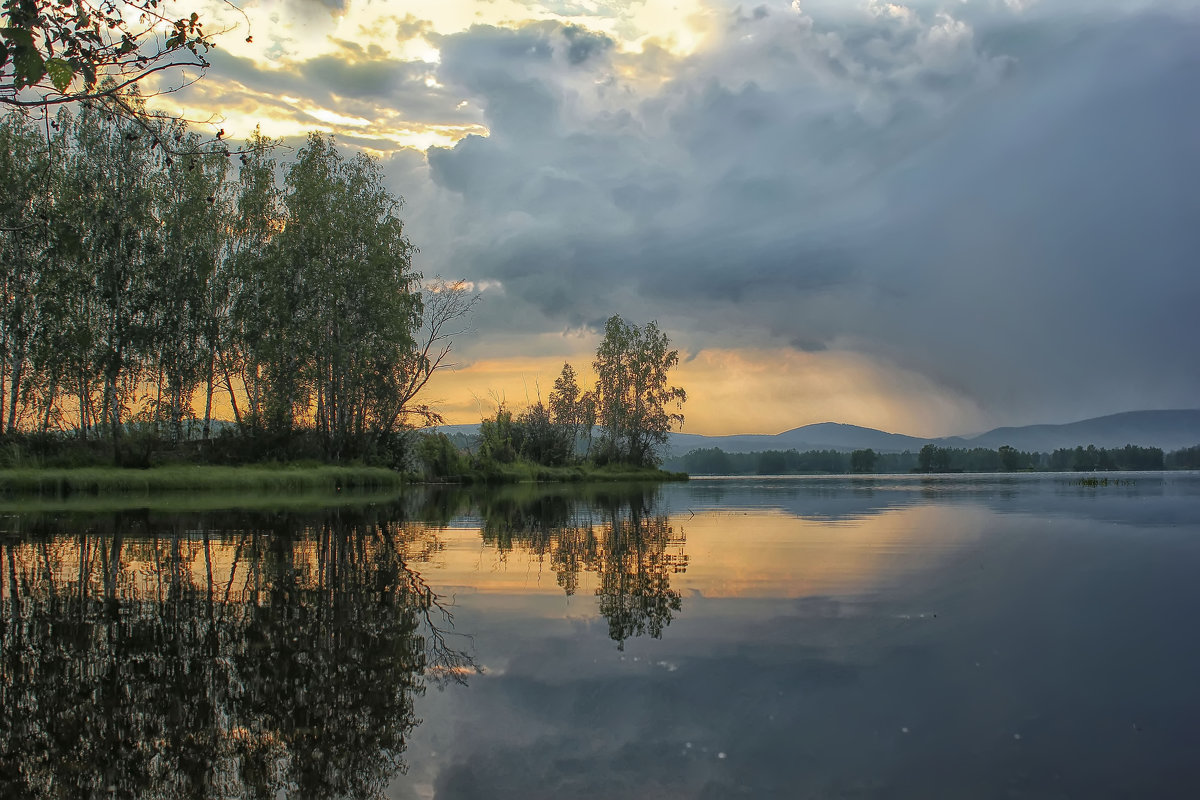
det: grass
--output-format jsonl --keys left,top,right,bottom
{"left": 0, "top": 464, "right": 406, "bottom": 499}
{"left": 0, "top": 458, "right": 687, "bottom": 513}
{"left": 0, "top": 486, "right": 409, "bottom": 515}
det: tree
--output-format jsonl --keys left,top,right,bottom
{"left": 259, "top": 131, "right": 421, "bottom": 454}
{"left": 918, "top": 443, "right": 951, "bottom": 473}
{"left": 381, "top": 278, "right": 479, "bottom": 432}
{"left": 516, "top": 401, "right": 573, "bottom": 466}
{"left": 150, "top": 128, "right": 229, "bottom": 441}
{"left": 850, "top": 448, "right": 877, "bottom": 474}
{"left": 60, "top": 97, "right": 163, "bottom": 453}
{"left": 0, "top": 110, "right": 49, "bottom": 431}
{"left": 592, "top": 315, "right": 686, "bottom": 467}
{"left": 226, "top": 126, "right": 283, "bottom": 430}
{"left": 1, "top": 0, "right": 222, "bottom": 114}
{"left": 549, "top": 361, "right": 595, "bottom": 459}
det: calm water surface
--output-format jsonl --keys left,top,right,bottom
{"left": 3, "top": 473, "right": 1199, "bottom": 798}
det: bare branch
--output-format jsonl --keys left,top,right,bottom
{"left": 386, "top": 277, "right": 481, "bottom": 431}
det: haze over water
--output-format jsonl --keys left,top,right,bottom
{"left": 3, "top": 473, "right": 1199, "bottom": 797}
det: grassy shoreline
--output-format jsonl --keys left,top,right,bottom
{"left": 0, "top": 462, "right": 687, "bottom": 500}
{"left": 0, "top": 464, "right": 407, "bottom": 499}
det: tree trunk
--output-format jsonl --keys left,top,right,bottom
{"left": 7, "top": 358, "right": 22, "bottom": 432}
{"left": 223, "top": 369, "right": 242, "bottom": 428}
{"left": 40, "top": 378, "right": 57, "bottom": 432}
{"left": 78, "top": 373, "right": 89, "bottom": 440}
{"left": 0, "top": 354, "right": 7, "bottom": 436}
{"left": 203, "top": 350, "right": 215, "bottom": 440}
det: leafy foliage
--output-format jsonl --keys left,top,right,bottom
{"left": 0, "top": 104, "right": 471, "bottom": 464}
{"left": 1, "top": 0, "right": 219, "bottom": 112}
{"left": 592, "top": 315, "right": 686, "bottom": 467}
{"left": 470, "top": 317, "right": 687, "bottom": 474}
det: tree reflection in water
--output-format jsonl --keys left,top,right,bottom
{"left": 476, "top": 485, "right": 688, "bottom": 649}
{"left": 0, "top": 505, "right": 476, "bottom": 800}
{"left": 0, "top": 485, "right": 688, "bottom": 796}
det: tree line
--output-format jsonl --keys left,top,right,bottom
{"left": 668, "top": 442, "right": 1199, "bottom": 475}
{"left": 0, "top": 97, "right": 472, "bottom": 465}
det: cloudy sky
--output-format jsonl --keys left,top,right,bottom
{"left": 163, "top": 0, "right": 1199, "bottom": 436}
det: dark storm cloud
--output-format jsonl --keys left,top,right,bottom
{"left": 413, "top": 2, "right": 1200, "bottom": 426}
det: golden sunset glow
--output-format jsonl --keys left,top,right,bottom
{"left": 153, "top": 0, "right": 713, "bottom": 148}
{"left": 166, "top": 504, "right": 979, "bottom": 604}
{"left": 425, "top": 345, "right": 987, "bottom": 437}
{"left": 674, "top": 504, "right": 985, "bottom": 599}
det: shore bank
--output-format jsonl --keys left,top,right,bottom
{"left": 0, "top": 462, "right": 688, "bottom": 500}
{"left": 0, "top": 464, "right": 405, "bottom": 499}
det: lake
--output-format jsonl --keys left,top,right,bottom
{"left": 3, "top": 472, "right": 1199, "bottom": 798}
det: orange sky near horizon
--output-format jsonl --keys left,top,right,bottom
{"left": 421, "top": 345, "right": 988, "bottom": 438}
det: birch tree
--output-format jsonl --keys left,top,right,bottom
{"left": 592, "top": 315, "right": 686, "bottom": 467}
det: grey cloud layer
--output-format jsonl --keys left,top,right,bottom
{"left": 409, "top": 2, "right": 1200, "bottom": 425}
{"left": 190, "top": 1, "right": 1198, "bottom": 427}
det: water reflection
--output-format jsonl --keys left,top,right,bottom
{"left": 680, "top": 472, "right": 1200, "bottom": 526}
{"left": 0, "top": 485, "right": 685, "bottom": 798}
{"left": 4, "top": 477, "right": 1200, "bottom": 799}
{"left": 0, "top": 506, "right": 475, "bottom": 800}
{"left": 472, "top": 486, "right": 687, "bottom": 648}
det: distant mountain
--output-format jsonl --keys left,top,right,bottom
{"left": 438, "top": 409, "right": 1200, "bottom": 456}
{"left": 665, "top": 423, "right": 963, "bottom": 456}
{"left": 665, "top": 410, "right": 1200, "bottom": 456}
{"left": 961, "top": 409, "right": 1200, "bottom": 453}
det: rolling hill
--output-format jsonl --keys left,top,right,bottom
{"left": 438, "top": 409, "right": 1200, "bottom": 456}
{"left": 664, "top": 410, "right": 1200, "bottom": 456}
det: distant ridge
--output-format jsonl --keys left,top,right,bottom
{"left": 665, "top": 422, "right": 947, "bottom": 456}
{"left": 438, "top": 409, "right": 1200, "bottom": 456}
{"left": 665, "top": 409, "right": 1200, "bottom": 455}
{"left": 961, "top": 409, "right": 1200, "bottom": 453}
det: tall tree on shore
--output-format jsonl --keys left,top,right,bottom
{"left": 62, "top": 97, "right": 162, "bottom": 452}
{"left": 592, "top": 315, "right": 686, "bottom": 467}
{"left": 152, "top": 129, "right": 229, "bottom": 441}
{"left": 263, "top": 132, "right": 421, "bottom": 455}
{"left": 226, "top": 127, "right": 283, "bottom": 431}
{"left": 0, "top": 111, "right": 49, "bottom": 431}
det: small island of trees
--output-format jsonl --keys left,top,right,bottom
{"left": 419, "top": 315, "right": 688, "bottom": 483}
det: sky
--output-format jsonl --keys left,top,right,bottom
{"left": 159, "top": 0, "right": 1200, "bottom": 436}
